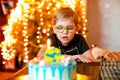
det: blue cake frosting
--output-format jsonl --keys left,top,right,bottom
{"left": 28, "top": 60, "right": 76, "bottom": 80}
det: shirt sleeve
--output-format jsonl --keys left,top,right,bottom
{"left": 78, "top": 35, "right": 89, "bottom": 54}
{"left": 48, "top": 34, "right": 54, "bottom": 46}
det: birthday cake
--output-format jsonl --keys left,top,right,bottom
{"left": 28, "top": 46, "right": 77, "bottom": 80}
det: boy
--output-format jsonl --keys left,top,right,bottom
{"left": 37, "top": 7, "right": 95, "bottom": 63}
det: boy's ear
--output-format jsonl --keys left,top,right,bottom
{"left": 77, "top": 24, "right": 82, "bottom": 31}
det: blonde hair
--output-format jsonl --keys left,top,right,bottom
{"left": 54, "top": 7, "right": 78, "bottom": 26}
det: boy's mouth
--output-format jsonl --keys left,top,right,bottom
{"left": 61, "top": 36, "right": 68, "bottom": 40}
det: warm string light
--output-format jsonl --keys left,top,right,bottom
{"left": 0, "top": 3, "right": 21, "bottom": 63}
{"left": 22, "top": 3, "right": 30, "bottom": 63}
{"left": 1, "top": 22, "right": 17, "bottom": 64}
{"left": 36, "top": 0, "right": 57, "bottom": 46}
{"left": 62, "top": 0, "right": 78, "bottom": 10}
{"left": 80, "top": 0, "right": 87, "bottom": 38}
{"left": 0, "top": 0, "right": 27, "bottom": 64}
{"left": 36, "top": 4, "right": 43, "bottom": 45}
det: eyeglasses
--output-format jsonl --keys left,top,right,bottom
{"left": 54, "top": 25, "right": 76, "bottom": 33}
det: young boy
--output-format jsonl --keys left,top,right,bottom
{"left": 37, "top": 7, "right": 95, "bottom": 63}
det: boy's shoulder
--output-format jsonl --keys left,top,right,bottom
{"left": 49, "top": 33, "right": 56, "bottom": 39}
{"left": 74, "top": 34, "right": 84, "bottom": 39}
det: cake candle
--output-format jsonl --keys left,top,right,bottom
{"left": 47, "top": 38, "right": 51, "bottom": 48}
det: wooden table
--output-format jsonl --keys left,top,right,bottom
{"left": 8, "top": 60, "right": 120, "bottom": 80}
{"left": 77, "top": 62, "right": 100, "bottom": 80}
{"left": 8, "top": 62, "right": 100, "bottom": 80}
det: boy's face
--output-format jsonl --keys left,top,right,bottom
{"left": 53, "top": 18, "right": 77, "bottom": 46}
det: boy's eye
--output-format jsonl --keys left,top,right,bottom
{"left": 67, "top": 26, "right": 74, "bottom": 30}
{"left": 67, "top": 26, "right": 76, "bottom": 30}
{"left": 56, "top": 26, "right": 63, "bottom": 30}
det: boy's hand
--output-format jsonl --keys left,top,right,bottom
{"left": 72, "top": 55, "right": 92, "bottom": 63}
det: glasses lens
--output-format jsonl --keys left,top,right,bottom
{"left": 67, "top": 25, "right": 76, "bottom": 30}
{"left": 55, "top": 26, "right": 64, "bottom": 32}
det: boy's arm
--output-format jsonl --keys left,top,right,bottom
{"left": 37, "top": 45, "right": 47, "bottom": 57}
{"left": 71, "top": 50, "right": 97, "bottom": 63}
{"left": 82, "top": 50, "right": 96, "bottom": 62}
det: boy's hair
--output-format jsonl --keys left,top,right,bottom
{"left": 54, "top": 7, "right": 78, "bottom": 26}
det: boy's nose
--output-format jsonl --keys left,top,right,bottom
{"left": 63, "top": 28, "right": 68, "bottom": 33}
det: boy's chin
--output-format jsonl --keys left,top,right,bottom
{"left": 61, "top": 42, "right": 69, "bottom": 46}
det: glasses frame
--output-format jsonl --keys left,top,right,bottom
{"left": 54, "top": 25, "right": 77, "bottom": 33}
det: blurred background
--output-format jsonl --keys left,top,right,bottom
{"left": 0, "top": 0, "right": 120, "bottom": 77}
